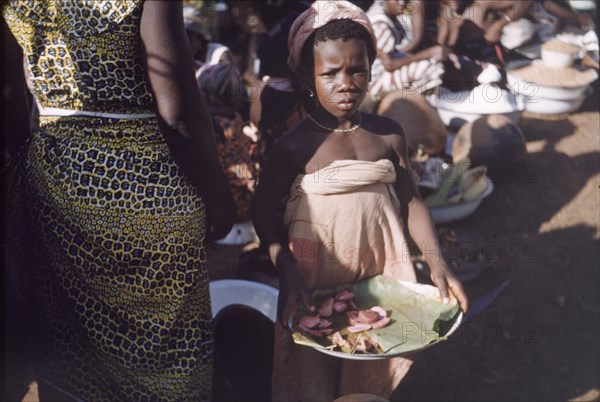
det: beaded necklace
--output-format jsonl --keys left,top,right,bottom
{"left": 307, "top": 112, "right": 362, "bottom": 133}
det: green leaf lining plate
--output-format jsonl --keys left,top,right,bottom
{"left": 289, "top": 275, "right": 463, "bottom": 360}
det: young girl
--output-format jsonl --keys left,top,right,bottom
{"left": 251, "top": 1, "right": 469, "bottom": 400}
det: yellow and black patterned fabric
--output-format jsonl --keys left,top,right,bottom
{"left": 3, "top": 1, "right": 214, "bottom": 400}
{"left": 3, "top": 0, "right": 154, "bottom": 114}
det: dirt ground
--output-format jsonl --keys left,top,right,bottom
{"left": 390, "top": 86, "right": 600, "bottom": 402}
{"left": 17, "top": 91, "right": 599, "bottom": 402}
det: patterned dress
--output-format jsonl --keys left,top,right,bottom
{"left": 3, "top": 2, "right": 213, "bottom": 401}
{"left": 214, "top": 114, "right": 257, "bottom": 222}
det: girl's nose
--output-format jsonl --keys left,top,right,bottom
{"left": 337, "top": 73, "right": 353, "bottom": 91}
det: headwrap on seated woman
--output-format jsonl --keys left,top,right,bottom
{"left": 286, "top": 0, "right": 378, "bottom": 73}
{"left": 257, "top": 76, "right": 304, "bottom": 163}
{"left": 197, "top": 62, "right": 247, "bottom": 118}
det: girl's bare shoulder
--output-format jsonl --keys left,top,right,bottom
{"left": 268, "top": 119, "right": 322, "bottom": 161}
{"left": 361, "top": 112, "right": 405, "bottom": 137}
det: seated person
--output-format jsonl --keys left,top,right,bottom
{"left": 540, "top": 0, "right": 595, "bottom": 30}
{"left": 434, "top": 0, "right": 533, "bottom": 89}
{"left": 243, "top": 3, "right": 313, "bottom": 165}
{"left": 527, "top": 0, "right": 596, "bottom": 42}
{"left": 198, "top": 63, "right": 257, "bottom": 223}
{"left": 247, "top": 4, "right": 307, "bottom": 132}
{"left": 255, "top": 77, "right": 309, "bottom": 166}
{"left": 183, "top": 6, "right": 234, "bottom": 77}
{"left": 438, "top": 0, "right": 534, "bottom": 63}
{"left": 367, "top": 0, "right": 448, "bottom": 98}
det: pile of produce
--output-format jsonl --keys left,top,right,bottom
{"left": 509, "top": 60, "right": 597, "bottom": 88}
{"left": 411, "top": 155, "right": 489, "bottom": 207}
{"left": 296, "top": 289, "right": 391, "bottom": 354}
{"left": 291, "top": 276, "right": 462, "bottom": 358}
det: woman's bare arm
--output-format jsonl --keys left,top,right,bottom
{"left": 379, "top": 45, "right": 448, "bottom": 72}
{"left": 542, "top": 0, "right": 595, "bottom": 30}
{"left": 401, "top": 0, "right": 427, "bottom": 54}
{"left": 2, "top": 18, "right": 31, "bottom": 159}
{"left": 437, "top": 1, "right": 464, "bottom": 47}
{"left": 471, "top": 0, "right": 534, "bottom": 43}
{"left": 140, "top": 1, "right": 234, "bottom": 240}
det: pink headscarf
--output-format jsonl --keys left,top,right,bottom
{"left": 287, "top": 0, "right": 377, "bottom": 73}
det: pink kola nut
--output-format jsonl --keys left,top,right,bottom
{"left": 355, "top": 309, "right": 379, "bottom": 324}
{"left": 299, "top": 315, "right": 321, "bottom": 329}
{"left": 370, "top": 316, "right": 391, "bottom": 329}
{"left": 370, "top": 306, "right": 387, "bottom": 318}
{"left": 333, "top": 301, "right": 348, "bottom": 313}
{"left": 300, "top": 326, "right": 331, "bottom": 337}
{"left": 319, "top": 319, "right": 333, "bottom": 329}
{"left": 287, "top": 0, "right": 378, "bottom": 72}
{"left": 335, "top": 289, "right": 354, "bottom": 301}
{"left": 319, "top": 297, "right": 335, "bottom": 317}
{"left": 347, "top": 323, "right": 372, "bottom": 333}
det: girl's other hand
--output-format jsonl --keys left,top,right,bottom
{"left": 429, "top": 260, "right": 470, "bottom": 313}
{"left": 275, "top": 251, "right": 315, "bottom": 326}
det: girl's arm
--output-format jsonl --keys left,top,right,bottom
{"left": 389, "top": 127, "right": 469, "bottom": 313}
{"left": 251, "top": 134, "right": 314, "bottom": 322}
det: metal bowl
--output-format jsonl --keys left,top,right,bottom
{"left": 506, "top": 60, "right": 597, "bottom": 100}
{"left": 506, "top": 71, "right": 590, "bottom": 100}
{"left": 429, "top": 179, "right": 494, "bottom": 224}
{"left": 435, "top": 108, "right": 523, "bottom": 132}
{"left": 428, "top": 86, "right": 524, "bottom": 131}
{"left": 521, "top": 91, "right": 589, "bottom": 114}
{"left": 209, "top": 279, "right": 278, "bottom": 322}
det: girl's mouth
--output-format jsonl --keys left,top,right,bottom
{"left": 337, "top": 99, "right": 356, "bottom": 110}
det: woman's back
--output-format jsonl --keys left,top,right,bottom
{"left": 3, "top": 2, "right": 227, "bottom": 400}
{"left": 3, "top": 0, "right": 153, "bottom": 114}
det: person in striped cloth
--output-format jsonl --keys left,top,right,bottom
{"left": 366, "top": 0, "right": 448, "bottom": 98}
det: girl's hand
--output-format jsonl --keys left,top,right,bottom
{"left": 275, "top": 252, "right": 315, "bottom": 326}
{"left": 428, "top": 260, "right": 470, "bottom": 313}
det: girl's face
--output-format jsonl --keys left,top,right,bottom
{"left": 312, "top": 38, "right": 370, "bottom": 120}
